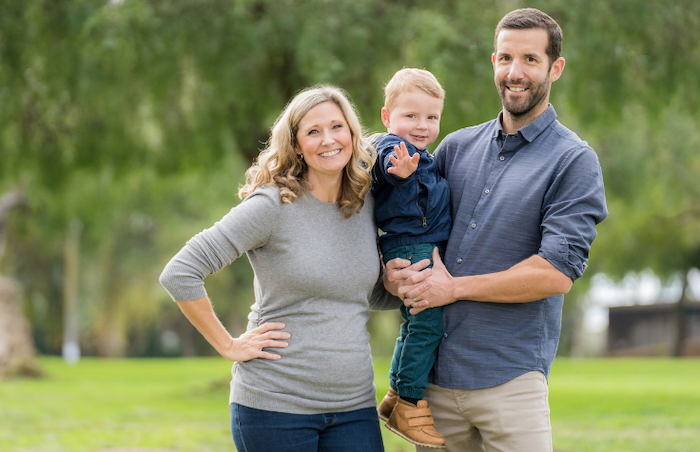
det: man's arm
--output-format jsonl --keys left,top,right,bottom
{"left": 390, "top": 248, "right": 572, "bottom": 315}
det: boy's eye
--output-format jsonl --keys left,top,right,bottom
{"left": 429, "top": 116, "right": 438, "bottom": 120}
{"left": 407, "top": 114, "right": 415, "bottom": 118}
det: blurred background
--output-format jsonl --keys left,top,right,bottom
{"left": 1, "top": 0, "right": 699, "bottom": 376}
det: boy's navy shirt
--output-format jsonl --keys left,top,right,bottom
{"left": 371, "top": 133, "right": 452, "bottom": 255}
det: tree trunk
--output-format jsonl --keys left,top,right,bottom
{"left": 0, "top": 276, "right": 42, "bottom": 378}
{"left": 62, "top": 219, "right": 82, "bottom": 363}
{"left": 0, "top": 189, "right": 41, "bottom": 378}
{"left": 672, "top": 272, "right": 690, "bottom": 357}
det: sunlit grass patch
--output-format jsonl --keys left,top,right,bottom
{"left": 1, "top": 357, "right": 698, "bottom": 451}
{"left": 549, "top": 358, "right": 700, "bottom": 452}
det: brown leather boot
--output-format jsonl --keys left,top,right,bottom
{"left": 386, "top": 398, "right": 446, "bottom": 449}
{"left": 377, "top": 388, "right": 398, "bottom": 421}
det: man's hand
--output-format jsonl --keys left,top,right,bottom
{"left": 401, "top": 247, "right": 457, "bottom": 315}
{"left": 387, "top": 142, "right": 420, "bottom": 179}
{"left": 383, "top": 255, "right": 431, "bottom": 297}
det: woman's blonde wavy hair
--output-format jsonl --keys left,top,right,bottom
{"left": 239, "top": 85, "right": 375, "bottom": 218}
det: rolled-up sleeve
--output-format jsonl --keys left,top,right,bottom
{"left": 368, "top": 274, "right": 402, "bottom": 310}
{"left": 538, "top": 146, "right": 608, "bottom": 280}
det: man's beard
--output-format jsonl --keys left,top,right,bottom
{"left": 497, "top": 69, "right": 551, "bottom": 117}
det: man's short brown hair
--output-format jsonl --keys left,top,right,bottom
{"left": 495, "top": 8, "right": 563, "bottom": 66}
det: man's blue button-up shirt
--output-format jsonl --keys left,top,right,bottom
{"left": 433, "top": 105, "right": 608, "bottom": 389}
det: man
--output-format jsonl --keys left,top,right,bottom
{"left": 384, "top": 8, "right": 608, "bottom": 452}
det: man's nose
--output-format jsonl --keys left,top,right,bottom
{"left": 508, "top": 59, "right": 525, "bottom": 80}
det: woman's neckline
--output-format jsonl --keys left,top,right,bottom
{"left": 307, "top": 190, "right": 339, "bottom": 205}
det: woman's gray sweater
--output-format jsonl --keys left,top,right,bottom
{"left": 159, "top": 185, "right": 399, "bottom": 414}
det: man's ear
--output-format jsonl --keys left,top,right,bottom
{"left": 381, "top": 107, "right": 391, "bottom": 129}
{"left": 549, "top": 57, "right": 565, "bottom": 83}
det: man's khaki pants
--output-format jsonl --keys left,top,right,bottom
{"left": 416, "top": 371, "right": 552, "bottom": 452}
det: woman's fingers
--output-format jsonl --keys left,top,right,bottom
{"left": 234, "top": 322, "right": 291, "bottom": 361}
{"left": 257, "top": 350, "right": 283, "bottom": 360}
{"left": 251, "top": 323, "right": 291, "bottom": 346}
{"left": 252, "top": 321, "right": 287, "bottom": 334}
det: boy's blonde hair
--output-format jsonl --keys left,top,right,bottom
{"left": 384, "top": 68, "right": 445, "bottom": 110}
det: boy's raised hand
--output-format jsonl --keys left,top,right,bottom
{"left": 387, "top": 142, "right": 420, "bottom": 179}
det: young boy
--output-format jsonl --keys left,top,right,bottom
{"left": 371, "top": 68, "right": 451, "bottom": 449}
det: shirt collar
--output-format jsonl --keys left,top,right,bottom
{"left": 492, "top": 104, "right": 558, "bottom": 142}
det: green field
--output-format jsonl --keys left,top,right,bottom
{"left": 1, "top": 357, "right": 698, "bottom": 452}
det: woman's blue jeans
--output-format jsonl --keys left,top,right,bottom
{"left": 231, "top": 403, "right": 384, "bottom": 452}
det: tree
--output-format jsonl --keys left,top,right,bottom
{"left": 1, "top": 0, "right": 699, "bottom": 358}
{"left": 0, "top": 189, "right": 41, "bottom": 378}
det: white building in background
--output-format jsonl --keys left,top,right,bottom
{"left": 578, "top": 269, "right": 700, "bottom": 356}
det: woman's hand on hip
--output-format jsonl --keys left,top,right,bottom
{"left": 227, "top": 322, "right": 290, "bottom": 362}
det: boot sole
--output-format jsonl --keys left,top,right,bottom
{"left": 384, "top": 421, "right": 446, "bottom": 449}
{"left": 378, "top": 410, "right": 391, "bottom": 423}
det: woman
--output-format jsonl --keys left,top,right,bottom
{"left": 159, "top": 85, "right": 398, "bottom": 452}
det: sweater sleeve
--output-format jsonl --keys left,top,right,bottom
{"left": 159, "top": 186, "right": 281, "bottom": 302}
{"left": 368, "top": 274, "right": 402, "bottom": 311}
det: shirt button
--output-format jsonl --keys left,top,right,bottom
{"left": 484, "top": 188, "right": 490, "bottom": 194}
{"left": 499, "top": 156, "right": 505, "bottom": 161}
{"left": 471, "top": 223, "right": 477, "bottom": 229}
{"left": 443, "top": 333, "right": 448, "bottom": 338}
{"left": 457, "top": 258, "right": 463, "bottom": 264}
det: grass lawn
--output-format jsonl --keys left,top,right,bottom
{"left": 1, "top": 357, "right": 698, "bottom": 452}
{"left": 548, "top": 358, "right": 700, "bottom": 452}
